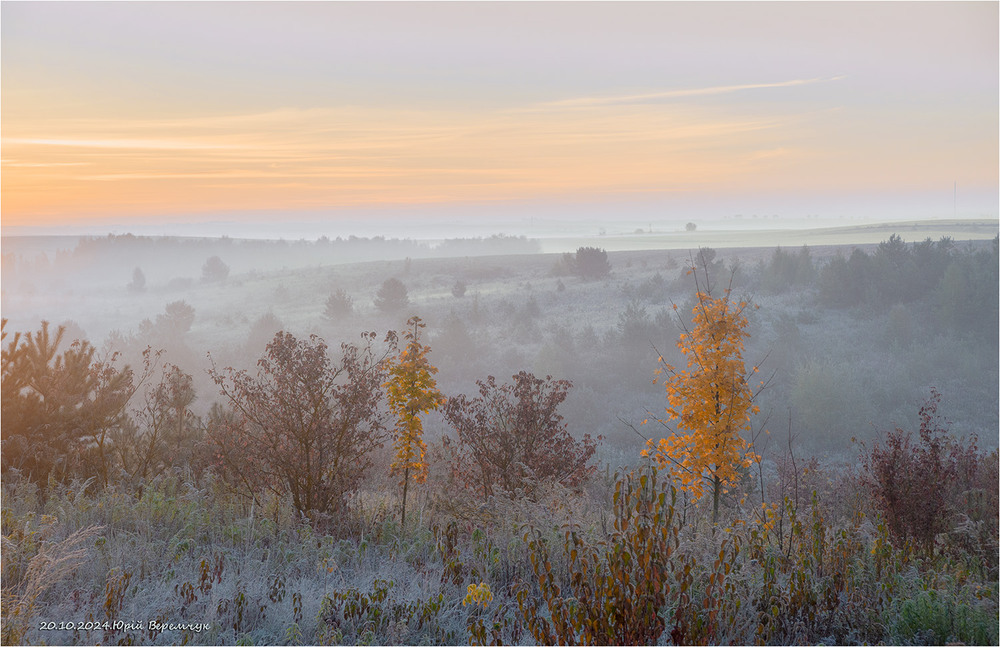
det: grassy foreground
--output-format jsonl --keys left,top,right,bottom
{"left": 3, "top": 449, "right": 997, "bottom": 645}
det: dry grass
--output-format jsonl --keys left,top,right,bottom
{"left": 1, "top": 524, "right": 103, "bottom": 644}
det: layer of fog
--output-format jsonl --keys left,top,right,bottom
{"left": 2, "top": 223, "right": 997, "bottom": 469}
{"left": 5, "top": 185, "right": 996, "bottom": 241}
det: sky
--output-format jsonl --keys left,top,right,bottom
{"left": 2, "top": 2, "right": 998, "bottom": 235}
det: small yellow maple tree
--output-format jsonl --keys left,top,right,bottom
{"left": 385, "top": 316, "right": 445, "bottom": 527}
{"left": 643, "top": 257, "right": 763, "bottom": 522}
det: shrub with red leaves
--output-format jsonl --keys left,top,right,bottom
{"left": 861, "top": 389, "right": 998, "bottom": 563}
{"left": 442, "top": 371, "right": 598, "bottom": 500}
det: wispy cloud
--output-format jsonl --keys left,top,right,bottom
{"left": 0, "top": 160, "right": 90, "bottom": 167}
{"left": 535, "top": 76, "right": 847, "bottom": 109}
{"left": 0, "top": 96, "right": 824, "bottom": 219}
{"left": 3, "top": 138, "right": 241, "bottom": 150}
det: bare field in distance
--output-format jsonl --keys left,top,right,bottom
{"left": 536, "top": 218, "right": 1000, "bottom": 253}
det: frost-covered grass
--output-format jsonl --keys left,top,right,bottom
{"left": 1, "top": 464, "right": 611, "bottom": 646}
{"left": 4, "top": 458, "right": 997, "bottom": 646}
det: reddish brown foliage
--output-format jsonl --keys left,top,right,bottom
{"left": 208, "top": 331, "right": 393, "bottom": 519}
{"left": 442, "top": 371, "right": 597, "bottom": 500}
{"left": 861, "top": 389, "right": 998, "bottom": 560}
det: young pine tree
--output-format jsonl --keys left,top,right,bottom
{"left": 643, "top": 256, "right": 765, "bottom": 523}
{"left": 384, "top": 316, "right": 445, "bottom": 527}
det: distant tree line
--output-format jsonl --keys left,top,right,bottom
{"left": 752, "top": 235, "right": 998, "bottom": 345}
{"left": 3, "top": 233, "right": 541, "bottom": 288}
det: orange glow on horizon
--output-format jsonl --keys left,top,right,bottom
{"left": 1, "top": 103, "right": 790, "bottom": 224}
{"left": 3, "top": 86, "right": 996, "bottom": 226}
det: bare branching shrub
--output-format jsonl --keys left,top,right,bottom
{"left": 114, "top": 362, "right": 200, "bottom": 485}
{"left": 208, "top": 331, "right": 394, "bottom": 521}
{"left": 442, "top": 371, "right": 598, "bottom": 500}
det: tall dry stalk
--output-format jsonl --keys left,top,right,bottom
{"left": 1, "top": 525, "right": 102, "bottom": 644}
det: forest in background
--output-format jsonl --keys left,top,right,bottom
{"left": 1, "top": 230, "right": 997, "bottom": 645}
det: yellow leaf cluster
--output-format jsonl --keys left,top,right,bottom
{"left": 646, "top": 290, "right": 760, "bottom": 499}
{"left": 462, "top": 582, "right": 493, "bottom": 608}
{"left": 385, "top": 317, "right": 445, "bottom": 485}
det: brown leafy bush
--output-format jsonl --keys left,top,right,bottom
{"left": 861, "top": 389, "right": 998, "bottom": 560}
{"left": 442, "top": 371, "right": 598, "bottom": 500}
{"left": 208, "top": 330, "right": 394, "bottom": 521}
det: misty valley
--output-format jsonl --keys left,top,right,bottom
{"left": 2, "top": 228, "right": 998, "bottom": 645}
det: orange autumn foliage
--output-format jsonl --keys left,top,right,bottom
{"left": 643, "top": 266, "right": 761, "bottom": 513}
{"left": 385, "top": 316, "right": 445, "bottom": 525}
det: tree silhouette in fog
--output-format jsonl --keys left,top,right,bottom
{"left": 374, "top": 278, "right": 410, "bottom": 314}
{"left": 324, "top": 289, "right": 354, "bottom": 320}
{"left": 201, "top": 255, "right": 230, "bottom": 283}
{"left": 127, "top": 267, "right": 146, "bottom": 293}
{"left": 573, "top": 247, "right": 611, "bottom": 280}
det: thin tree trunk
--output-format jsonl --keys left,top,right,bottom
{"left": 401, "top": 464, "right": 410, "bottom": 528}
{"left": 713, "top": 474, "right": 721, "bottom": 525}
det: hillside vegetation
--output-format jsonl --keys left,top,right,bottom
{"left": 1, "top": 232, "right": 997, "bottom": 645}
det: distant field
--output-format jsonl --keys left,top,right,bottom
{"left": 4, "top": 218, "right": 997, "bottom": 259}
{"left": 536, "top": 218, "right": 999, "bottom": 253}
